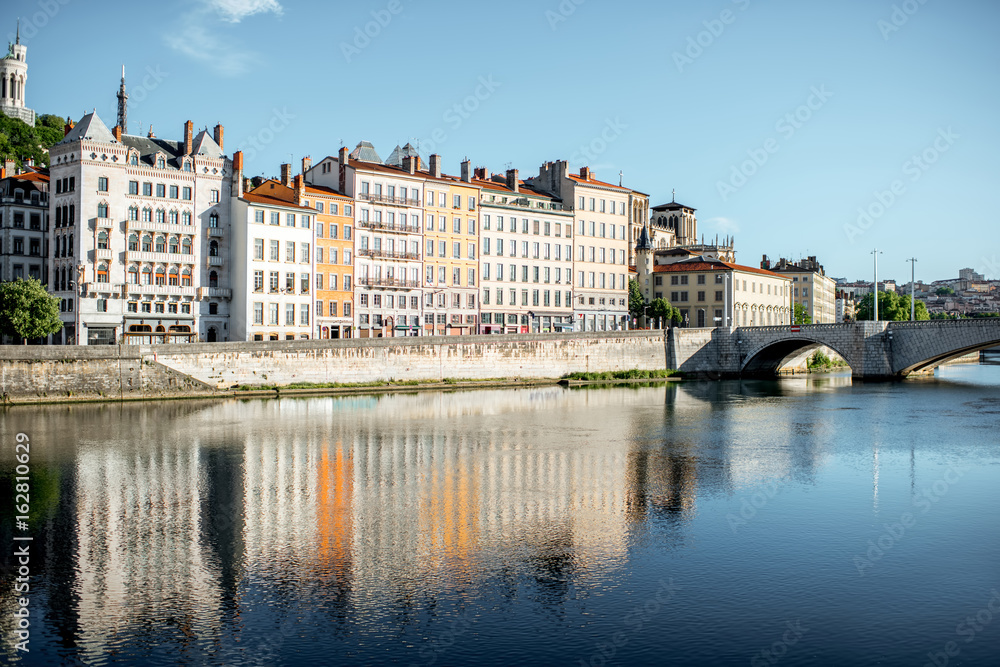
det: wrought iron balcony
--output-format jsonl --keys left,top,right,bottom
{"left": 357, "top": 248, "right": 420, "bottom": 261}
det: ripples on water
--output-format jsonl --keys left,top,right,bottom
{"left": 1, "top": 366, "right": 999, "bottom": 666}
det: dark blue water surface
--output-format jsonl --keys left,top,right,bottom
{"left": 2, "top": 366, "right": 999, "bottom": 666}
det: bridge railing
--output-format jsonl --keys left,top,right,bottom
{"left": 888, "top": 317, "right": 1000, "bottom": 329}
{"left": 735, "top": 323, "right": 857, "bottom": 334}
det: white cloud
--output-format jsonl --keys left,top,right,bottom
{"left": 204, "top": 0, "right": 283, "bottom": 23}
{"left": 704, "top": 216, "right": 741, "bottom": 236}
{"left": 165, "top": 22, "right": 256, "bottom": 76}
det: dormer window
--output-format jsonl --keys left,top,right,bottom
{"left": 156, "top": 155, "right": 165, "bottom": 168}
{"left": 183, "top": 161, "right": 192, "bottom": 172}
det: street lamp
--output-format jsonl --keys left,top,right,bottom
{"left": 871, "top": 249, "right": 882, "bottom": 322}
{"left": 907, "top": 257, "right": 917, "bottom": 321}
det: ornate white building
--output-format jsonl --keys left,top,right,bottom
{"left": 48, "top": 111, "right": 232, "bottom": 344}
{"left": 1, "top": 23, "right": 35, "bottom": 127}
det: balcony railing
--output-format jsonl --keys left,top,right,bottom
{"left": 94, "top": 248, "right": 113, "bottom": 260}
{"left": 128, "top": 220, "right": 196, "bottom": 234}
{"left": 356, "top": 218, "right": 421, "bottom": 234}
{"left": 358, "top": 277, "right": 421, "bottom": 289}
{"left": 127, "top": 284, "right": 197, "bottom": 297}
{"left": 198, "top": 287, "right": 232, "bottom": 299}
{"left": 358, "top": 192, "right": 420, "bottom": 207}
{"left": 207, "top": 227, "right": 224, "bottom": 237}
{"left": 95, "top": 217, "right": 114, "bottom": 229}
{"left": 208, "top": 256, "right": 224, "bottom": 266}
{"left": 357, "top": 248, "right": 420, "bottom": 261}
{"left": 126, "top": 250, "right": 195, "bottom": 264}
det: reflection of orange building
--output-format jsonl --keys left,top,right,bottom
{"left": 303, "top": 179, "right": 354, "bottom": 338}
{"left": 316, "top": 441, "right": 353, "bottom": 582}
{"left": 419, "top": 459, "right": 480, "bottom": 573}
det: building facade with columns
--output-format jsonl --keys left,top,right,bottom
{"left": 48, "top": 111, "right": 232, "bottom": 344}
{"left": 1, "top": 25, "right": 35, "bottom": 127}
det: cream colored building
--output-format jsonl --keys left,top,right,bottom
{"left": 635, "top": 237, "right": 790, "bottom": 327}
{"left": 762, "top": 255, "right": 836, "bottom": 324}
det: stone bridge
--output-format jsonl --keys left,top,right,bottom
{"left": 669, "top": 318, "right": 1000, "bottom": 380}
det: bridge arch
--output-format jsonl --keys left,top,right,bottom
{"left": 889, "top": 319, "right": 1000, "bottom": 376}
{"left": 740, "top": 336, "right": 855, "bottom": 376}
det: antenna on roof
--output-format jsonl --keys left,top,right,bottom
{"left": 672, "top": 188, "right": 676, "bottom": 203}
{"left": 619, "top": 170, "right": 623, "bottom": 187}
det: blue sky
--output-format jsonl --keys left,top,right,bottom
{"left": 11, "top": 0, "right": 999, "bottom": 283}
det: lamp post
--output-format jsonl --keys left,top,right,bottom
{"left": 871, "top": 249, "right": 882, "bottom": 322}
{"left": 906, "top": 257, "right": 917, "bottom": 321}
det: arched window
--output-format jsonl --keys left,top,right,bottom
{"left": 128, "top": 206, "right": 139, "bottom": 221}
{"left": 156, "top": 156, "right": 165, "bottom": 168}
{"left": 209, "top": 240, "right": 219, "bottom": 257}
{"left": 129, "top": 324, "right": 151, "bottom": 333}
{"left": 96, "top": 263, "right": 109, "bottom": 283}
{"left": 182, "top": 211, "right": 192, "bottom": 225}
{"left": 209, "top": 270, "right": 218, "bottom": 288}
{"left": 141, "top": 234, "right": 152, "bottom": 251}
{"left": 169, "top": 210, "right": 178, "bottom": 225}
{"left": 168, "top": 268, "right": 179, "bottom": 286}
{"left": 128, "top": 234, "right": 139, "bottom": 251}
{"left": 209, "top": 213, "right": 219, "bottom": 228}
{"left": 154, "top": 267, "right": 166, "bottom": 285}
{"left": 181, "top": 268, "right": 192, "bottom": 286}
{"left": 128, "top": 266, "right": 139, "bottom": 284}
{"left": 181, "top": 238, "right": 191, "bottom": 254}
{"left": 168, "top": 238, "right": 179, "bottom": 254}
{"left": 97, "top": 202, "right": 108, "bottom": 218}
{"left": 142, "top": 207, "right": 152, "bottom": 222}
{"left": 129, "top": 153, "right": 138, "bottom": 166}
{"left": 155, "top": 236, "right": 166, "bottom": 253}
{"left": 97, "top": 231, "right": 109, "bottom": 249}
{"left": 141, "top": 267, "right": 152, "bottom": 284}
{"left": 156, "top": 209, "right": 165, "bottom": 224}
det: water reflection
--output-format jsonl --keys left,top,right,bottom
{"left": 2, "top": 367, "right": 998, "bottom": 666}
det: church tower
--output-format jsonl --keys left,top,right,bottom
{"left": 0, "top": 20, "right": 35, "bottom": 127}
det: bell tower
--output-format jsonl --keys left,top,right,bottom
{"left": 0, "top": 20, "right": 35, "bottom": 126}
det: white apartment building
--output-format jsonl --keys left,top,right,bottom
{"left": 529, "top": 161, "right": 630, "bottom": 331}
{"left": 473, "top": 168, "right": 575, "bottom": 333}
{"left": 307, "top": 143, "right": 425, "bottom": 337}
{"left": 0, "top": 168, "right": 48, "bottom": 283}
{"left": 48, "top": 112, "right": 231, "bottom": 344}
{"left": 230, "top": 160, "right": 315, "bottom": 341}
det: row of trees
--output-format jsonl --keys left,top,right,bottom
{"left": 628, "top": 279, "right": 683, "bottom": 327}
{"left": 854, "top": 291, "right": 930, "bottom": 321}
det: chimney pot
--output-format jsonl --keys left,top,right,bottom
{"left": 402, "top": 155, "right": 416, "bottom": 175}
{"left": 302, "top": 155, "right": 312, "bottom": 174}
{"left": 294, "top": 174, "right": 304, "bottom": 205}
{"left": 460, "top": 159, "right": 471, "bottom": 183}
{"left": 506, "top": 168, "right": 519, "bottom": 193}
{"left": 429, "top": 154, "right": 441, "bottom": 179}
{"left": 280, "top": 163, "right": 292, "bottom": 187}
{"left": 580, "top": 166, "right": 591, "bottom": 181}
{"left": 113, "top": 125, "right": 122, "bottom": 142}
{"left": 473, "top": 167, "right": 487, "bottom": 180}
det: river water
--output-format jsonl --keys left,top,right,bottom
{"left": 2, "top": 365, "right": 999, "bottom": 666}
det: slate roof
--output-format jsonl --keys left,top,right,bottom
{"left": 349, "top": 141, "right": 382, "bottom": 164}
{"left": 652, "top": 201, "right": 696, "bottom": 212}
{"left": 57, "top": 112, "right": 118, "bottom": 145}
{"left": 383, "top": 142, "right": 420, "bottom": 167}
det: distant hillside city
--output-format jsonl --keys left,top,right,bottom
{"left": 1, "top": 29, "right": 996, "bottom": 344}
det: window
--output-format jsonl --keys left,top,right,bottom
{"left": 211, "top": 190, "right": 220, "bottom": 203}
{"left": 169, "top": 185, "right": 179, "bottom": 199}
{"left": 183, "top": 187, "right": 192, "bottom": 201}
{"left": 286, "top": 242, "right": 295, "bottom": 263}
{"left": 269, "top": 271, "right": 279, "bottom": 292}
{"left": 209, "top": 213, "right": 219, "bottom": 228}
{"left": 254, "top": 271, "right": 264, "bottom": 292}
{"left": 269, "top": 240, "right": 280, "bottom": 261}
{"left": 97, "top": 202, "right": 108, "bottom": 218}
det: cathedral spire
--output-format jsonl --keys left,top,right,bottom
{"left": 16, "top": 18, "right": 19, "bottom": 45}
{"left": 116, "top": 65, "right": 128, "bottom": 134}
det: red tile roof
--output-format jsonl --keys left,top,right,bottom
{"left": 565, "top": 173, "right": 630, "bottom": 191}
{"left": 304, "top": 184, "right": 350, "bottom": 199}
{"left": 242, "top": 180, "right": 316, "bottom": 211}
{"left": 652, "top": 260, "right": 788, "bottom": 279}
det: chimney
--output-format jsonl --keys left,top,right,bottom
{"left": 302, "top": 155, "right": 312, "bottom": 175}
{"left": 429, "top": 154, "right": 441, "bottom": 179}
{"left": 402, "top": 155, "right": 416, "bottom": 175}
{"left": 213, "top": 123, "right": 224, "bottom": 151}
{"left": 147, "top": 125, "right": 155, "bottom": 139}
{"left": 294, "top": 174, "right": 304, "bottom": 205}
{"left": 243, "top": 177, "right": 253, "bottom": 193}
{"left": 232, "top": 150, "right": 244, "bottom": 197}
{"left": 506, "top": 168, "right": 519, "bottom": 193}
{"left": 0, "top": 166, "right": 5, "bottom": 180}
{"left": 580, "top": 166, "right": 591, "bottom": 181}
{"left": 280, "top": 163, "right": 292, "bottom": 187}
{"left": 184, "top": 120, "right": 193, "bottom": 155}
{"left": 473, "top": 167, "right": 487, "bottom": 180}
{"left": 63, "top": 116, "right": 74, "bottom": 137}
{"left": 113, "top": 125, "right": 122, "bottom": 142}
{"left": 460, "top": 159, "right": 471, "bottom": 183}
{"left": 338, "top": 146, "right": 349, "bottom": 193}
{"left": 761, "top": 254, "right": 770, "bottom": 270}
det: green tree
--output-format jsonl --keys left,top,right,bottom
{"left": 855, "top": 291, "right": 930, "bottom": 321}
{"left": 0, "top": 279, "right": 63, "bottom": 343}
{"left": 628, "top": 278, "right": 646, "bottom": 320}
{"left": 0, "top": 113, "right": 64, "bottom": 169}
{"left": 935, "top": 286, "right": 955, "bottom": 296}
{"left": 647, "top": 298, "right": 682, "bottom": 326}
{"left": 793, "top": 303, "right": 812, "bottom": 325}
